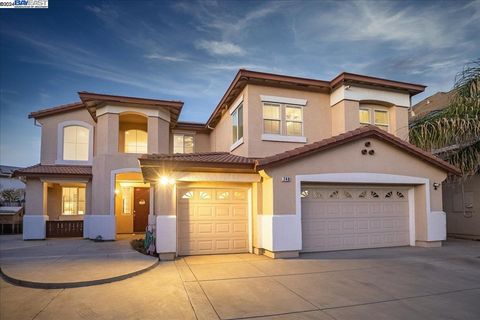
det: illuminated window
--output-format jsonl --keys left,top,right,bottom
{"left": 125, "top": 129, "right": 147, "bottom": 154}
{"left": 359, "top": 107, "right": 389, "bottom": 131}
{"left": 263, "top": 103, "right": 281, "bottom": 134}
{"left": 62, "top": 187, "right": 85, "bottom": 215}
{"left": 232, "top": 103, "right": 244, "bottom": 143}
{"left": 263, "top": 103, "right": 303, "bottom": 136}
{"left": 359, "top": 109, "right": 371, "bottom": 124}
{"left": 63, "top": 126, "right": 89, "bottom": 161}
{"left": 285, "top": 106, "right": 303, "bottom": 136}
{"left": 173, "top": 134, "right": 194, "bottom": 153}
{"left": 374, "top": 110, "right": 389, "bottom": 130}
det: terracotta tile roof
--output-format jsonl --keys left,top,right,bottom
{"left": 256, "top": 125, "right": 460, "bottom": 175}
{"left": 28, "top": 102, "right": 85, "bottom": 119}
{"left": 141, "top": 152, "right": 256, "bottom": 165}
{"left": 13, "top": 164, "right": 92, "bottom": 177}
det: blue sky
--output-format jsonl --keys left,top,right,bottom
{"left": 1, "top": 0, "right": 479, "bottom": 167}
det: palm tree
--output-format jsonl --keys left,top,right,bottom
{"left": 409, "top": 60, "right": 480, "bottom": 178}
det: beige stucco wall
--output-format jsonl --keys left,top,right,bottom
{"left": 193, "top": 132, "right": 211, "bottom": 153}
{"left": 261, "top": 137, "right": 447, "bottom": 240}
{"left": 25, "top": 179, "right": 46, "bottom": 215}
{"left": 37, "top": 109, "right": 95, "bottom": 165}
{"left": 148, "top": 117, "right": 170, "bottom": 154}
{"left": 243, "top": 85, "right": 331, "bottom": 158}
{"left": 331, "top": 100, "right": 359, "bottom": 136}
{"left": 210, "top": 87, "right": 249, "bottom": 155}
{"left": 444, "top": 176, "right": 480, "bottom": 236}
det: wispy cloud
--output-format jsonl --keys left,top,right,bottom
{"left": 145, "top": 53, "right": 190, "bottom": 62}
{"left": 196, "top": 40, "right": 245, "bottom": 56}
{"left": 3, "top": 30, "right": 205, "bottom": 97}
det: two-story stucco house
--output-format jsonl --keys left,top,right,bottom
{"left": 15, "top": 69, "right": 459, "bottom": 259}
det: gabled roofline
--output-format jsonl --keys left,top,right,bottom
{"left": 255, "top": 125, "right": 460, "bottom": 175}
{"left": 330, "top": 72, "right": 426, "bottom": 94}
{"left": 28, "top": 102, "right": 85, "bottom": 119}
{"left": 205, "top": 69, "right": 427, "bottom": 128}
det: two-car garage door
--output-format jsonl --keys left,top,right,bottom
{"left": 301, "top": 185, "right": 410, "bottom": 252}
{"left": 177, "top": 187, "right": 249, "bottom": 255}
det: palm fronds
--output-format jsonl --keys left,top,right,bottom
{"left": 409, "top": 59, "right": 480, "bottom": 177}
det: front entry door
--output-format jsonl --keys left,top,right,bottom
{"left": 133, "top": 187, "right": 149, "bottom": 232}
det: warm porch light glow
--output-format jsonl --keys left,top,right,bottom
{"left": 114, "top": 189, "right": 120, "bottom": 195}
{"left": 159, "top": 176, "right": 175, "bottom": 186}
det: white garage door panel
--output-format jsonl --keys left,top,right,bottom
{"left": 301, "top": 186, "right": 409, "bottom": 252}
{"left": 178, "top": 188, "right": 249, "bottom": 255}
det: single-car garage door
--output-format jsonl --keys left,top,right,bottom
{"left": 301, "top": 185, "right": 409, "bottom": 252}
{"left": 177, "top": 187, "right": 249, "bottom": 255}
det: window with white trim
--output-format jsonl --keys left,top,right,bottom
{"left": 263, "top": 103, "right": 303, "bottom": 136}
{"left": 125, "top": 129, "right": 148, "bottom": 153}
{"left": 62, "top": 187, "right": 85, "bottom": 215}
{"left": 231, "top": 103, "right": 244, "bottom": 144}
{"left": 63, "top": 126, "right": 89, "bottom": 161}
{"left": 358, "top": 107, "right": 389, "bottom": 131}
{"left": 173, "top": 134, "right": 194, "bottom": 153}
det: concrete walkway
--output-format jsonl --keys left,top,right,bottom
{"left": 1, "top": 239, "right": 479, "bottom": 319}
{"left": 0, "top": 234, "right": 158, "bottom": 287}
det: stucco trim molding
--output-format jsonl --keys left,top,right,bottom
{"left": 230, "top": 137, "right": 244, "bottom": 151}
{"left": 55, "top": 120, "right": 94, "bottom": 165}
{"left": 83, "top": 215, "right": 115, "bottom": 240}
{"left": 261, "top": 134, "right": 307, "bottom": 143}
{"left": 257, "top": 214, "right": 302, "bottom": 252}
{"left": 155, "top": 215, "right": 176, "bottom": 254}
{"left": 23, "top": 215, "right": 49, "bottom": 240}
{"left": 260, "top": 95, "right": 307, "bottom": 106}
{"left": 172, "top": 171, "right": 261, "bottom": 183}
{"left": 295, "top": 173, "right": 434, "bottom": 247}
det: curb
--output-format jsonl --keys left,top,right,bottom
{"left": 0, "top": 260, "right": 159, "bottom": 289}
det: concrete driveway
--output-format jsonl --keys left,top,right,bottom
{"left": 1, "top": 239, "right": 480, "bottom": 320}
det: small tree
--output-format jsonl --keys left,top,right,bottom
{"left": 0, "top": 188, "right": 24, "bottom": 203}
{"left": 409, "top": 60, "right": 480, "bottom": 178}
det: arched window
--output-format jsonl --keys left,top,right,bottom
{"left": 63, "top": 126, "right": 89, "bottom": 161}
{"left": 125, "top": 129, "right": 147, "bottom": 153}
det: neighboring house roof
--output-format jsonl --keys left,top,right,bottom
{"left": 28, "top": 102, "right": 84, "bottom": 119}
{"left": 256, "top": 125, "right": 460, "bottom": 175}
{"left": 206, "top": 69, "right": 427, "bottom": 128}
{"left": 0, "top": 165, "right": 22, "bottom": 177}
{"left": 139, "top": 126, "right": 459, "bottom": 176}
{"left": 13, "top": 164, "right": 92, "bottom": 178}
{"left": 412, "top": 90, "right": 454, "bottom": 118}
{"left": 78, "top": 92, "right": 184, "bottom": 126}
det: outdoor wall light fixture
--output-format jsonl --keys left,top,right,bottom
{"left": 114, "top": 189, "right": 120, "bottom": 195}
{"left": 159, "top": 176, "right": 175, "bottom": 186}
{"left": 433, "top": 182, "right": 440, "bottom": 190}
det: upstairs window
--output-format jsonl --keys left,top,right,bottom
{"left": 62, "top": 187, "right": 85, "bottom": 215}
{"left": 359, "top": 107, "right": 389, "bottom": 131}
{"left": 263, "top": 103, "right": 281, "bottom": 134}
{"left": 231, "top": 103, "right": 244, "bottom": 144}
{"left": 263, "top": 103, "right": 303, "bottom": 136}
{"left": 173, "top": 134, "right": 194, "bottom": 153}
{"left": 125, "top": 129, "right": 148, "bottom": 154}
{"left": 63, "top": 126, "right": 89, "bottom": 161}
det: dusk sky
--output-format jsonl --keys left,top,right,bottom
{"left": 0, "top": 0, "right": 479, "bottom": 167}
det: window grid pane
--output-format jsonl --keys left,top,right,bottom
{"left": 238, "top": 106, "right": 244, "bottom": 140}
{"left": 264, "top": 120, "right": 281, "bottom": 134}
{"left": 63, "top": 126, "right": 89, "bottom": 161}
{"left": 263, "top": 104, "right": 280, "bottom": 119}
{"left": 359, "top": 109, "right": 371, "bottom": 124}
{"left": 285, "top": 106, "right": 302, "bottom": 121}
{"left": 62, "top": 187, "right": 85, "bottom": 215}
{"left": 125, "top": 129, "right": 148, "bottom": 154}
{"left": 184, "top": 135, "right": 194, "bottom": 153}
{"left": 286, "top": 121, "right": 302, "bottom": 136}
{"left": 374, "top": 110, "right": 389, "bottom": 126}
